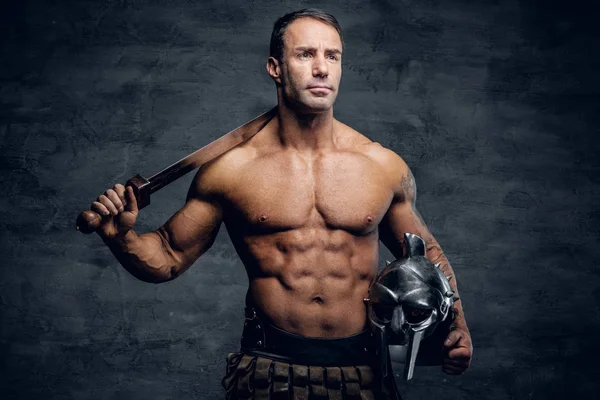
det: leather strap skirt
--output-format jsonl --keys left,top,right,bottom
{"left": 221, "top": 305, "right": 401, "bottom": 400}
{"left": 222, "top": 352, "right": 379, "bottom": 400}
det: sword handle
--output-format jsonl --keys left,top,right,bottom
{"left": 75, "top": 210, "right": 102, "bottom": 234}
{"left": 76, "top": 174, "right": 151, "bottom": 234}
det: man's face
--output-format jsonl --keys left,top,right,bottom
{"left": 273, "top": 18, "right": 343, "bottom": 113}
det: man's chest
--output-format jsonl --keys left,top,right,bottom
{"left": 223, "top": 151, "right": 394, "bottom": 234}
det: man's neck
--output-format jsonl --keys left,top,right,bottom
{"left": 276, "top": 101, "right": 335, "bottom": 152}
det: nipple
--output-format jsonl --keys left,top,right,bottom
{"left": 366, "top": 215, "right": 373, "bottom": 224}
{"left": 258, "top": 214, "right": 269, "bottom": 223}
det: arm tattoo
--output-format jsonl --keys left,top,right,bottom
{"left": 401, "top": 169, "right": 429, "bottom": 238}
{"left": 427, "top": 243, "right": 446, "bottom": 263}
{"left": 400, "top": 169, "right": 437, "bottom": 252}
{"left": 400, "top": 169, "right": 416, "bottom": 202}
{"left": 412, "top": 206, "right": 434, "bottom": 243}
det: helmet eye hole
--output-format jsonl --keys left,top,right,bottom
{"left": 373, "top": 304, "right": 395, "bottom": 323}
{"left": 404, "top": 306, "right": 433, "bottom": 324}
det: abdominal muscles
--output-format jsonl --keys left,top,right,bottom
{"left": 242, "top": 226, "right": 379, "bottom": 338}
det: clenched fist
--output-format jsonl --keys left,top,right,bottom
{"left": 91, "top": 184, "right": 139, "bottom": 239}
{"left": 442, "top": 327, "right": 473, "bottom": 375}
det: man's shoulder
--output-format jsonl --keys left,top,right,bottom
{"left": 335, "top": 121, "right": 409, "bottom": 174}
{"left": 188, "top": 144, "right": 255, "bottom": 200}
{"left": 365, "top": 143, "right": 410, "bottom": 174}
{"left": 333, "top": 120, "right": 373, "bottom": 149}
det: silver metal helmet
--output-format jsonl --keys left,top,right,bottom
{"left": 366, "top": 233, "right": 457, "bottom": 380}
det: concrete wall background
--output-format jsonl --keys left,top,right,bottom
{"left": 1, "top": 0, "right": 598, "bottom": 398}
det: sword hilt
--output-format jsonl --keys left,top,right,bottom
{"left": 75, "top": 174, "right": 151, "bottom": 234}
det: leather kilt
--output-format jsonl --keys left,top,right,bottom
{"left": 221, "top": 306, "right": 401, "bottom": 400}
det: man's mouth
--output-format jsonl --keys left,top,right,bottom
{"left": 307, "top": 85, "right": 333, "bottom": 93}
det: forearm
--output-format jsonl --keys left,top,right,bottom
{"left": 425, "top": 242, "right": 469, "bottom": 331}
{"left": 101, "top": 228, "right": 179, "bottom": 283}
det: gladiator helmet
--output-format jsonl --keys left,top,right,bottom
{"left": 366, "top": 233, "right": 458, "bottom": 380}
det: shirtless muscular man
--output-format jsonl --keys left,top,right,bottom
{"left": 90, "top": 9, "right": 472, "bottom": 399}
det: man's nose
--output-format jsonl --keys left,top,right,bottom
{"left": 312, "top": 54, "right": 329, "bottom": 77}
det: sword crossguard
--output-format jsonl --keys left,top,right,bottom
{"left": 126, "top": 174, "right": 151, "bottom": 210}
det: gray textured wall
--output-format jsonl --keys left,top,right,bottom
{"left": 1, "top": 0, "right": 599, "bottom": 399}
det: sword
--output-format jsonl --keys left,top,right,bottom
{"left": 76, "top": 106, "right": 278, "bottom": 234}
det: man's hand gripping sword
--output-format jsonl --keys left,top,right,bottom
{"left": 76, "top": 107, "right": 277, "bottom": 234}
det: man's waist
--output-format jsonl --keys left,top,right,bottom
{"left": 240, "top": 306, "right": 376, "bottom": 367}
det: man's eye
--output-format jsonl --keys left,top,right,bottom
{"left": 328, "top": 55, "right": 339, "bottom": 61}
{"left": 299, "top": 52, "right": 311, "bottom": 59}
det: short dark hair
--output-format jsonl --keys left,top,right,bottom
{"left": 269, "top": 8, "right": 343, "bottom": 62}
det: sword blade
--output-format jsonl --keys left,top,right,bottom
{"left": 148, "top": 106, "right": 277, "bottom": 194}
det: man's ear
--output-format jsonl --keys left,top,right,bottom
{"left": 266, "top": 56, "right": 282, "bottom": 85}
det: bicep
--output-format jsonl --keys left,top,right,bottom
{"left": 379, "top": 200, "right": 435, "bottom": 259}
{"left": 156, "top": 178, "right": 223, "bottom": 274}
{"left": 379, "top": 165, "right": 437, "bottom": 259}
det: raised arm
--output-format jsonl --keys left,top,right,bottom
{"left": 376, "top": 149, "right": 472, "bottom": 375}
{"left": 95, "top": 165, "right": 223, "bottom": 283}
